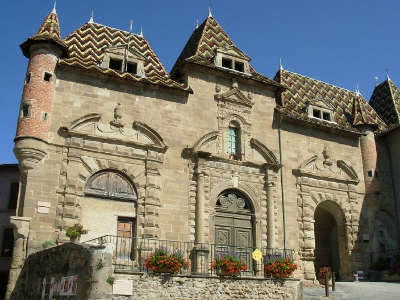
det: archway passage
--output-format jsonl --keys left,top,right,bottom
{"left": 314, "top": 201, "right": 347, "bottom": 280}
{"left": 214, "top": 189, "right": 255, "bottom": 273}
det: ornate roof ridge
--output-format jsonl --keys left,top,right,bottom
{"left": 281, "top": 69, "right": 357, "bottom": 95}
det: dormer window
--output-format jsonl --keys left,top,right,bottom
{"left": 222, "top": 58, "right": 233, "bottom": 69}
{"left": 220, "top": 57, "right": 246, "bottom": 73}
{"left": 234, "top": 61, "right": 244, "bottom": 72}
{"left": 307, "top": 100, "right": 335, "bottom": 123}
{"left": 215, "top": 47, "right": 251, "bottom": 75}
{"left": 323, "top": 112, "right": 331, "bottom": 121}
{"left": 109, "top": 58, "right": 123, "bottom": 71}
{"left": 102, "top": 46, "right": 146, "bottom": 78}
{"left": 126, "top": 62, "right": 138, "bottom": 74}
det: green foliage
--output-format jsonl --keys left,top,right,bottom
{"left": 65, "top": 224, "right": 88, "bottom": 241}
{"left": 42, "top": 240, "right": 56, "bottom": 249}
{"left": 96, "top": 258, "right": 104, "bottom": 270}
{"left": 106, "top": 276, "right": 115, "bottom": 285}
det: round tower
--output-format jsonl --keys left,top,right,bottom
{"left": 14, "top": 6, "right": 67, "bottom": 171}
{"left": 352, "top": 94, "right": 380, "bottom": 193}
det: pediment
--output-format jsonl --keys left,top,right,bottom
{"left": 215, "top": 87, "right": 253, "bottom": 108}
{"left": 296, "top": 154, "right": 359, "bottom": 184}
{"left": 103, "top": 45, "right": 146, "bottom": 61}
{"left": 250, "top": 138, "right": 280, "bottom": 168}
{"left": 217, "top": 46, "right": 250, "bottom": 61}
{"left": 191, "top": 131, "right": 219, "bottom": 154}
{"left": 61, "top": 114, "right": 167, "bottom": 152}
{"left": 307, "top": 99, "right": 335, "bottom": 111}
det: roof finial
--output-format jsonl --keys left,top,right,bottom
{"left": 139, "top": 26, "right": 143, "bottom": 37}
{"left": 374, "top": 76, "right": 379, "bottom": 87}
{"left": 355, "top": 83, "right": 360, "bottom": 97}
{"left": 208, "top": 6, "right": 213, "bottom": 17}
{"left": 386, "top": 68, "right": 391, "bottom": 81}
{"left": 51, "top": 1, "right": 57, "bottom": 14}
{"left": 88, "top": 9, "right": 94, "bottom": 23}
{"left": 129, "top": 20, "right": 133, "bottom": 33}
{"left": 196, "top": 19, "right": 199, "bottom": 29}
{"left": 279, "top": 58, "right": 283, "bottom": 71}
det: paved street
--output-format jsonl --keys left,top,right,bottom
{"left": 303, "top": 282, "right": 400, "bottom": 300}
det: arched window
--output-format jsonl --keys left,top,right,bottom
{"left": 228, "top": 121, "right": 241, "bottom": 159}
{"left": 85, "top": 171, "right": 137, "bottom": 201}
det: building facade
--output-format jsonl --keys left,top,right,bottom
{"left": 5, "top": 5, "right": 400, "bottom": 296}
{"left": 0, "top": 164, "right": 19, "bottom": 299}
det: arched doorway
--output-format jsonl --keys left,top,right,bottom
{"left": 214, "top": 189, "right": 255, "bottom": 273}
{"left": 314, "top": 201, "right": 347, "bottom": 280}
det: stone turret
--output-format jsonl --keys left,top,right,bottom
{"left": 14, "top": 6, "right": 67, "bottom": 172}
{"left": 352, "top": 93, "right": 380, "bottom": 193}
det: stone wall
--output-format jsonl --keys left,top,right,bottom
{"left": 9, "top": 243, "right": 113, "bottom": 300}
{"left": 111, "top": 273, "right": 302, "bottom": 300}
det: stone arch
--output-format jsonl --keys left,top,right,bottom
{"left": 313, "top": 200, "right": 350, "bottom": 280}
{"left": 192, "top": 131, "right": 219, "bottom": 153}
{"left": 85, "top": 169, "right": 137, "bottom": 201}
{"left": 77, "top": 156, "right": 146, "bottom": 198}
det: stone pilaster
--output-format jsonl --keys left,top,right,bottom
{"left": 195, "top": 171, "right": 206, "bottom": 244}
{"left": 143, "top": 160, "right": 161, "bottom": 238}
{"left": 5, "top": 216, "right": 31, "bottom": 300}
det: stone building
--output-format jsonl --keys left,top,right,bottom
{"left": 0, "top": 164, "right": 19, "bottom": 299}
{"left": 5, "top": 4, "right": 400, "bottom": 297}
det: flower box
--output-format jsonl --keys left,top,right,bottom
{"left": 144, "top": 248, "right": 190, "bottom": 275}
{"left": 211, "top": 253, "right": 248, "bottom": 277}
{"left": 264, "top": 256, "right": 297, "bottom": 279}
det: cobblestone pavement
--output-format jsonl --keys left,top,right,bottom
{"left": 303, "top": 282, "right": 400, "bottom": 300}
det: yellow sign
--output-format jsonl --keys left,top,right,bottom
{"left": 252, "top": 249, "right": 263, "bottom": 262}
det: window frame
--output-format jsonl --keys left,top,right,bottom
{"left": 228, "top": 122, "right": 241, "bottom": 160}
{"left": 308, "top": 105, "right": 335, "bottom": 124}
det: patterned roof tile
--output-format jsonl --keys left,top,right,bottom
{"left": 369, "top": 79, "right": 400, "bottom": 125}
{"left": 59, "top": 23, "right": 190, "bottom": 92}
{"left": 171, "top": 17, "right": 282, "bottom": 88}
{"left": 20, "top": 11, "right": 68, "bottom": 58}
{"left": 274, "top": 69, "right": 386, "bottom": 131}
{"left": 352, "top": 94, "right": 379, "bottom": 127}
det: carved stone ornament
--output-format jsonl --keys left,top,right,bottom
{"left": 295, "top": 146, "right": 359, "bottom": 184}
{"left": 217, "top": 192, "right": 248, "bottom": 212}
{"left": 110, "top": 103, "right": 123, "bottom": 128}
{"left": 61, "top": 114, "right": 167, "bottom": 152}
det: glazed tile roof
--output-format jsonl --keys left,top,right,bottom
{"left": 352, "top": 94, "right": 378, "bottom": 127}
{"left": 274, "top": 69, "right": 386, "bottom": 131}
{"left": 171, "top": 17, "right": 282, "bottom": 89}
{"left": 20, "top": 11, "right": 68, "bottom": 58}
{"left": 369, "top": 79, "right": 400, "bottom": 126}
{"left": 59, "top": 23, "right": 191, "bottom": 92}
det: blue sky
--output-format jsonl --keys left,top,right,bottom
{"left": 1, "top": 1, "right": 399, "bottom": 163}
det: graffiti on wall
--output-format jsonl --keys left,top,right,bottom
{"left": 41, "top": 275, "right": 78, "bottom": 300}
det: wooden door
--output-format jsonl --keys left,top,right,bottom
{"left": 116, "top": 218, "right": 135, "bottom": 264}
{"left": 215, "top": 191, "right": 254, "bottom": 273}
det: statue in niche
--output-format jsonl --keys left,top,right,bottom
{"left": 315, "top": 145, "right": 339, "bottom": 174}
{"left": 110, "top": 103, "right": 124, "bottom": 128}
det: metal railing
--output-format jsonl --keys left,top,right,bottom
{"left": 83, "top": 235, "right": 294, "bottom": 277}
{"left": 370, "top": 248, "right": 400, "bottom": 270}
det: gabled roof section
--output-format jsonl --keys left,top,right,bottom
{"left": 274, "top": 69, "right": 386, "bottom": 131}
{"left": 20, "top": 9, "right": 68, "bottom": 58}
{"left": 171, "top": 16, "right": 282, "bottom": 89}
{"left": 59, "top": 23, "right": 191, "bottom": 92}
{"left": 352, "top": 94, "right": 379, "bottom": 127}
{"left": 369, "top": 79, "right": 400, "bottom": 126}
